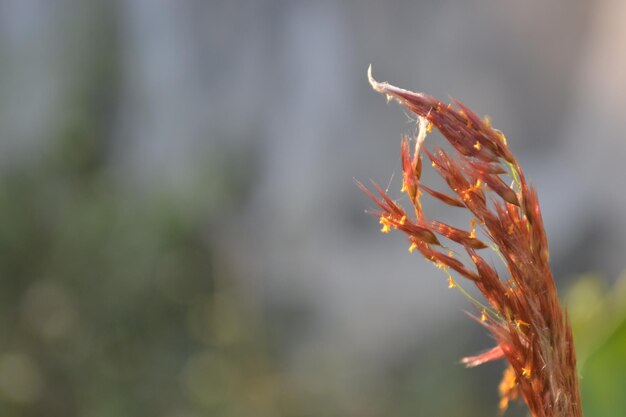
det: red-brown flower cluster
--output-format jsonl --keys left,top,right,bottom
{"left": 360, "top": 67, "right": 582, "bottom": 417}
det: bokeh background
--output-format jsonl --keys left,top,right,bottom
{"left": 1, "top": 1, "right": 626, "bottom": 416}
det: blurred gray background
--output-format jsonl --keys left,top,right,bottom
{"left": 0, "top": 1, "right": 625, "bottom": 416}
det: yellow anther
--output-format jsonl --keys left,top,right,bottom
{"left": 473, "top": 141, "right": 481, "bottom": 150}
{"left": 515, "top": 319, "right": 530, "bottom": 330}
{"left": 379, "top": 216, "right": 392, "bottom": 233}
{"left": 408, "top": 242, "right": 418, "bottom": 253}
{"left": 498, "top": 366, "right": 518, "bottom": 414}
{"left": 507, "top": 224, "right": 515, "bottom": 235}
{"left": 469, "top": 218, "right": 477, "bottom": 239}
{"left": 481, "top": 309, "right": 488, "bottom": 322}
{"left": 401, "top": 181, "right": 408, "bottom": 193}
{"left": 465, "top": 180, "right": 482, "bottom": 197}
{"left": 426, "top": 122, "right": 433, "bottom": 133}
{"left": 484, "top": 115, "right": 492, "bottom": 128}
{"left": 448, "top": 275, "right": 457, "bottom": 289}
{"left": 399, "top": 215, "right": 407, "bottom": 225}
{"left": 522, "top": 365, "right": 532, "bottom": 378}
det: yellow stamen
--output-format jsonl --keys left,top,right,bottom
{"left": 522, "top": 365, "right": 532, "bottom": 378}
{"left": 469, "top": 218, "right": 477, "bottom": 239}
{"left": 499, "top": 397, "right": 510, "bottom": 414}
{"left": 498, "top": 366, "right": 518, "bottom": 414}
{"left": 379, "top": 217, "right": 392, "bottom": 233}
{"left": 473, "top": 141, "right": 481, "bottom": 150}
{"left": 481, "top": 309, "right": 488, "bottom": 322}
{"left": 515, "top": 319, "right": 530, "bottom": 330}
{"left": 464, "top": 180, "right": 482, "bottom": 198}
{"left": 497, "top": 131, "right": 507, "bottom": 145}
{"left": 408, "top": 242, "right": 418, "bottom": 253}
{"left": 399, "top": 215, "right": 407, "bottom": 225}
{"left": 484, "top": 115, "right": 492, "bottom": 128}
{"left": 448, "top": 276, "right": 457, "bottom": 289}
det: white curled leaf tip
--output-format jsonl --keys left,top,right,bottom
{"left": 367, "top": 64, "right": 385, "bottom": 93}
{"left": 367, "top": 65, "right": 425, "bottom": 105}
{"left": 367, "top": 65, "right": 394, "bottom": 103}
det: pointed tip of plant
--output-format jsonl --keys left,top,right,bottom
{"left": 367, "top": 65, "right": 423, "bottom": 105}
{"left": 367, "top": 64, "right": 381, "bottom": 92}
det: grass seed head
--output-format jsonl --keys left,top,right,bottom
{"left": 362, "top": 67, "right": 583, "bottom": 417}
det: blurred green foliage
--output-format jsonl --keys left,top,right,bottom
{"left": 566, "top": 272, "right": 626, "bottom": 417}
{"left": 0, "top": 8, "right": 291, "bottom": 415}
{"left": 0, "top": 118, "right": 258, "bottom": 416}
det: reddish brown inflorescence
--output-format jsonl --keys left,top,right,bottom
{"left": 360, "top": 67, "right": 582, "bottom": 417}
